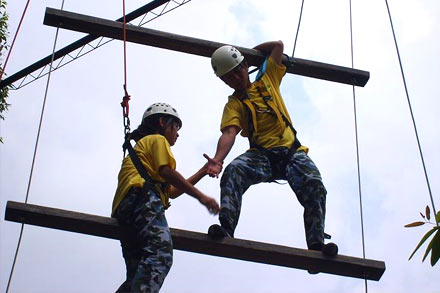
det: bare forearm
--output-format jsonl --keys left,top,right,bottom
{"left": 214, "top": 129, "right": 237, "bottom": 162}
{"left": 186, "top": 167, "right": 206, "bottom": 185}
{"left": 160, "top": 165, "right": 220, "bottom": 215}
{"left": 160, "top": 166, "right": 204, "bottom": 200}
{"left": 253, "top": 40, "right": 284, "bottom": 64}
{"left": 168, "top": 167, "right": 206, "bottom": 197}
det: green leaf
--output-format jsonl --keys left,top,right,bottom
{"left": 404, "top": 221, "right": 425, "bottom": 228}
{"left": 409, "top": 227, "right": 437, "bottom": 261}
{"left": 426, "top": 205, "right": 431, "bottom": 221}
{"left": 422, "top": 228, "right": 439, "bottom": 262}
{"left": 436, "top": 210, "right": 440, "bottom": 224}
{"left": 430, "top": 230, "right": 440, "bottom": 266}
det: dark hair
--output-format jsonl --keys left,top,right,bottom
{"left": 130, "top": 114, "right": 175, "bottom": 142}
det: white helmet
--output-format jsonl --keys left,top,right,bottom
{"left": 142, "top": 102, "right": 182, "bottom": 128}
{"left": 211, "top": 45, "right": 244, "bottom": 77}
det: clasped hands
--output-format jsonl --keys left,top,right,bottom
{"left": 203, "top": 153, "right": 223, "bottom": 178}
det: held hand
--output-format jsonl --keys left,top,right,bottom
{"left": 199, "top": 195, "right": 220, "bottom": 215}
{"left": 203, "top": 153, "right": 223, "bottom": 178}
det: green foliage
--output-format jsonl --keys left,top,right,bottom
{"left": 0, "top": 0, "right": 10, "bottom": 143}
{"left": 405, "top": 205, "right": 440, "bottom": 266}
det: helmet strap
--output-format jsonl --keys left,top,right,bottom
{"left": 159, "top": 116, "right": 174, "bottom": 135}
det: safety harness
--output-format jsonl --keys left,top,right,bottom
{"left": 123, "top": 134, "right": 170, "bottom": 209}
{"left": 239, "top": 56, "right": 302, "bottom": 180}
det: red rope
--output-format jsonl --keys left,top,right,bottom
{"left": 0, "top": 0, "right": 32, "bottom": 82}
{"left": 121, "top": 0, "right": 130, "bottom": 118}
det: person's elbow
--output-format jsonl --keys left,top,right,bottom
{"left": 275, "top": 40, "right": 284, "bottom": 51}
{"left": 159, "top": 165, "right": 173, "bottom": 180}
{"left": 270, "top": 40, "right": 284, "bottom": 64}
{"left": 168, "top": 189, "right": 180, "bottom": 199}
{"left": 222, "top": 125, "right": 240, "bottom": 137}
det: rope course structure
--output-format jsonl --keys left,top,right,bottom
{"left": 2, "top": 1, "right": 387, "bottom": 286}
{"left": 6, "top": 0, "right": 438, "bottom": 291}
{"left": 0, "top": 0, "right": 192, "bottom": 90}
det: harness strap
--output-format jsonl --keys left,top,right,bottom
{"left": 254, "top": 56, "right": 269, "bottom": 81}
{"left": 238, "top": 64, "right": 302, "bottom": 182}
{"left": 123, "top": 135, "right": 170, "bottom": 208}
{"left": 242, "top": 85, "right": 302, "bottom": 152}
{"left": 123, "top": 135, "right": 152, "bottom": 182}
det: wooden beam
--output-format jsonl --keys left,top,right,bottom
{"left": 5, "top": 201, "right": 385, "bottom": 280}
{"left": 43, "top": 8, "right": 370, "bottom": 87}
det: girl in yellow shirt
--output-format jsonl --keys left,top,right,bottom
{"left": 112, "top": 103, "right": 219, "bottom": 292}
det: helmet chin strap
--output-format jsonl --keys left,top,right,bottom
{"left": 159, "top": 116, "right": 174, "bottom": 135}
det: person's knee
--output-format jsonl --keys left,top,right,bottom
{"left": 220, "top": 163, "right": 242, "bottom": 186}
{"left": 225, "top": 161, "right": 242, "bottom": 175}
{"left": 304, "top": 178, "right": 326, "bottom": 195}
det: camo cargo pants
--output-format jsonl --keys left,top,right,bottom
{"left": 113, "top": 186, "right": 173, "bottom": 293}
{"left": 219, "top": 148, "right": 327, "bottom": 248}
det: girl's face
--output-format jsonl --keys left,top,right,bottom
{"left": 162, "top": 118, "right": 180, "bottom": 146}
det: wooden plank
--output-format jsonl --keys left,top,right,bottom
{"left": 5, "top": 201, "right": 385, "bottom": 280}
{"left": 43, "top": 8, "right": 370, "bottom": 87}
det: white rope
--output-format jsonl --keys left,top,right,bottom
{"left": 348, "top": 0, "right": 368, "bottom": 291}
{"left": 6, "top": 1, "right": 66, "bottom": 291}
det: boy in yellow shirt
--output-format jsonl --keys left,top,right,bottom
{"left": 205, "top": 42, "right": 337, "bottom": 263}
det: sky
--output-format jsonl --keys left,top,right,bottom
{"left": 1, "top": 0, "right": 439, "bottom": 292}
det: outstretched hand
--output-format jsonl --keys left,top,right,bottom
{"left": 203, "top": 153, "right": 223, "bottom": 178}
{"left": 199, "top": 195, "right": 220, "bottom": 215}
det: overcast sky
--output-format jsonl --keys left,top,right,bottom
{"left": 1, "top": 0, "right": 439, "bottom": 292}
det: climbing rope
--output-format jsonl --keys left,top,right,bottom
{"left": 349, "top": 1, "right": 368, "bottom": 291}
{"left": 384, "top": 0, "right": 438, "bottom": 226}
{"left": 121, "top": 0, "right": 131, "bottom": 139}
{"left": 0, "top": 0, "right": 31, "bottom": 82}
{"left": 249, "top": 0, "right": 304, "bottom": 77}
{"left": 291, "top": 0, "right": 304, "bottom": 58}
{"left": 6, "top": 1, "right": 66, "bottom": 292}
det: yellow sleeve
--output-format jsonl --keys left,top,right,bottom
{"left": 265, "top": 56, "right": 287, "bottom": 87}
{"left": 149, "top": 135, "right": 176, "bottom": 172}
{"left": 220, "top": 96, "right": 244, "bottom": 132}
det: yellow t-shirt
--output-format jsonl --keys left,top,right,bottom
{"left": 112, "top": 134, "right": 176, "bottom": 216}
{"left": 220, "top": 57, "right": 308, "bottom": 152}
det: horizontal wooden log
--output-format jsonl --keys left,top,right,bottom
{"left": 5, "top": 201, "right": 385, "bottom": 280}
{"left": 43, "top": 8, "right": 370, "bottom": 87}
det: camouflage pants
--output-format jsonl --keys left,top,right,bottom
{"left": 113, "top": 186, "right": 173, "bottom": 293}
{"left": 219, "top": 148, "right": 327, "bottom": 248}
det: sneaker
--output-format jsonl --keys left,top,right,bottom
{"left": 307, "top": 242, "right": 338, "bottom": 274}
{"left": 322, "top": 242, "right": 338, "bottom": 257}
{"left": 208, "top": 224, "right": 231, "bottom": 239}
{"left": 308, "top": 242, "right": 339, "bottom": 257}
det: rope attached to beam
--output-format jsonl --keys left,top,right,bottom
{"left": 0, "top": 0, "right": 31, "bottom": 82}
{"left": 6, "top": 1, "right": 66, "bottom": 292}
{"left": 384, "top": 0, "right": 438, "bottom": 227}
{"left": 348, "top": 1, "right": 368, "bottom": 292}
{"left": 291, "top": 0, "right": 305, "bottom": 58}
{"left": 121, "top": 0, "right": 131, "bottom": 158}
